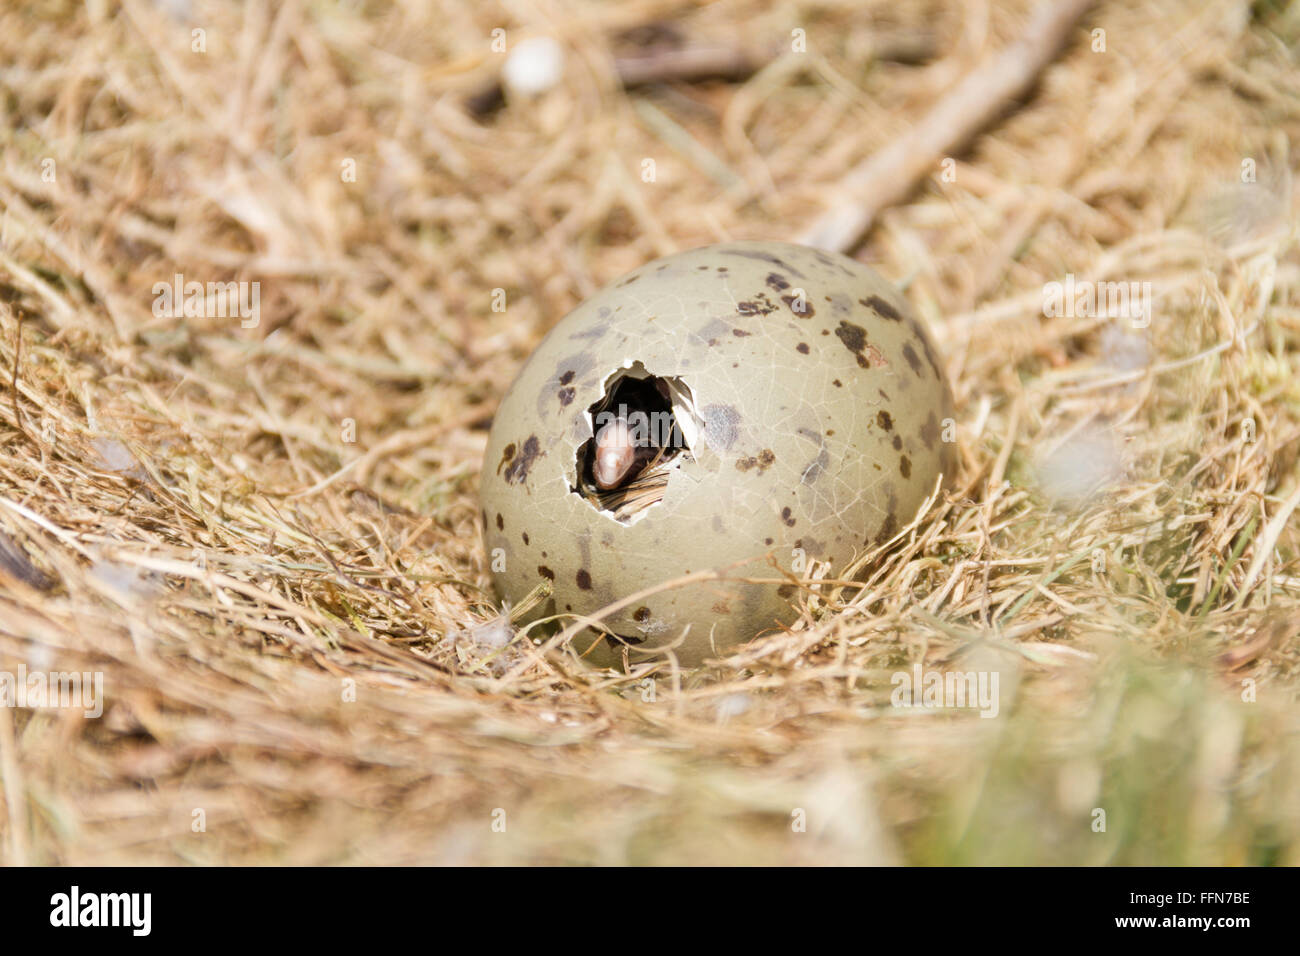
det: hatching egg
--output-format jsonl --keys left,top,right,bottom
{"left": 480, "top": 241, "right": 956, "bottom": 666}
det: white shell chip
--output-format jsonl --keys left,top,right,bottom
{"left": 502, "top": 37, "right": 565, "bottom": 97}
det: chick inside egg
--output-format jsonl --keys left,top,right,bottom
{"left": 572, "top": 364, "right": 698, "bottom": 522}
{"left": 593, "top": 419, "right": 639, "bottom": 490}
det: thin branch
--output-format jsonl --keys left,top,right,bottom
{"left": 797, "top": 0, "right": 1095, "bottom": 254}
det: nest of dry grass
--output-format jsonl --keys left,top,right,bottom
{"left": 0, "top": 0, "right": 1297, "bottom": 864}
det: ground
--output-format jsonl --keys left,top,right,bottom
{"left": 0, "top": 0, "right": 1297, "bottom": 864}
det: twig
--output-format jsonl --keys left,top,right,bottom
{"left": 797, "top": 0, "right": 1095, "bottom": 254}
{"left": 617, "top": 32, "right": 939, "bottom": 87}
{"left": 468, "top": 31, "right": 940, "bottom": 117}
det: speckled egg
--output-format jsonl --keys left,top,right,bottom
{"left": 480, "top": 241, "right": 956, "bottom": 667}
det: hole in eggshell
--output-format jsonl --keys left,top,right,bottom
{"left": 571, "top": 362, "right": 698, "bottom": 524}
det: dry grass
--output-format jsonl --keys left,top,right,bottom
{"left": 0, "top": 0, "right": 1298, "bottom": 865}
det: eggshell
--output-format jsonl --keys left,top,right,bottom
{"left": 480, "top": 241, "right": 956, "bottom": 666}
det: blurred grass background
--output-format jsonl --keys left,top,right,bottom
{"left": 0, "top": 0, "right": 1297, "bottom": 864}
